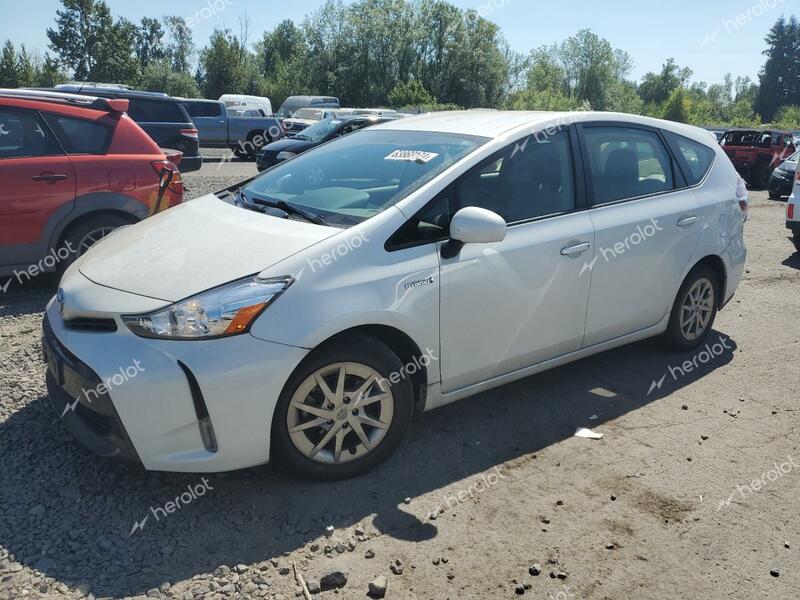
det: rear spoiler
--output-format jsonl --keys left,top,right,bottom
{"left": 1, "top": 88, "right": 129, "bottom": 113}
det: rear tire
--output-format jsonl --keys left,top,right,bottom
{"left": 792, "top": 233, "right": 800, "bottom": 254}
{"left": 272, "top": 334, "right": 414, "bottom": 480}
{"left": 59, "top": 214, "right": 133, "bottom": 273}
{"left": 665, "top": 265, "right": 720, "bottom": 352}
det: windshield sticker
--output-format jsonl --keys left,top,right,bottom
{"left": 384, "top": 150, "right": 439, "bottom": 164}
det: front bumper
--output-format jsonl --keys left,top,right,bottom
{"left": 43, "top": 314, "right": 141, "bottom": 464}
{"left": 769, "top": 171, "right": 794, "bottom": 197}
{"left": 43, "top": 284, "right": 309, "bottom": 472}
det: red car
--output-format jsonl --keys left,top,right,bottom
{"left": 0, "top": 89, "right": 183, "bottom": 279}
{"left": 720, "top": 129, "right": 796, "bottom": 189}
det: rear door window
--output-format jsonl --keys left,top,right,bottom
{"left": 0, "top": 108, "right": 61, "bottom": 158}
{"left": 582, "top": 126, "right": 675, "bottom": 205}
{"left": 41, "top": 113, "right": 112, "bottom": 154}
{"left": 128, "top": 99, "right": 186, "bottom": 123}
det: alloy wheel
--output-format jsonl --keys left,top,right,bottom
{"left": 286, "top": 362, "right": 394, "bottom": 465}
{"left": 77, "top": 226, "right": 117, "bottom": 256}
{"left": 679, "top": 277, "right": 715, "bottom": 341}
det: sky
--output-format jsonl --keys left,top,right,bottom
{"left": 0, "top": 0, "right": 791, "bottom": 86}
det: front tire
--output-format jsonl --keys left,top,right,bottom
{"left": 666, "top": 265, "right": 720, "bottom": 351}
{"left": 59, "top": 214, "right": 133, "bottom": 273}
{"left": 272, "top": 334, "right": 414, "bottom": 480}
{"left": 246, "top": 131, "right": 270, "bottom": 159}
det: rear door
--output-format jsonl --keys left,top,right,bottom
{"left": 0, "top": 107, "right": 76, "bottom": 267}
{"left": 578, "top": 123, "right": 702, "bottom": 347}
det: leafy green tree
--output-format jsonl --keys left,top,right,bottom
{"left": 164, "top": 16, "right": 194, "bottom": 74}
{"left": 755, "top": 16, "right": 800, "bottom": 122}
{"left": 135, "top": 17, "right": 165, "bottom": 70}
{"left": 0, "top": 40, "right": 18, "bottom": 87}
{"left": 638, "top": 58, "right": 693, "bottom": 106}
{"left": 663, "top": 87, "right": 689, "bottom": 123}
{"left": 388, "top": 79, "right": 434, "bottom": 107}
{"left": 47, "top": 0, "right": 138, "bottom": 83}
{"left": 140, "top": 60, "right": 199, "bottom": 97}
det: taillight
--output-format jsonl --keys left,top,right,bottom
{"left": 735, "top": 176, "right": 748, "bottom": 221}
{"left": 179, "top": 128, "right": 199, "bottom": 140}
{"left": 789, "top": 203, "right": 795, "bottom": 220}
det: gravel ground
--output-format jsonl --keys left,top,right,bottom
{"left": 1, "top": 189, "right": 799, "bottom": 600}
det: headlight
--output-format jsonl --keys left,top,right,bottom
{"left": 122, "top": 275, "right": 293, "bottom": 340}
{"left": 276, "top": 151, "right": 297, "bottom": 161}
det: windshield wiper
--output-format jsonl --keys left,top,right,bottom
{"left": 250, "top": 196, "right": 328, "bottom": 226}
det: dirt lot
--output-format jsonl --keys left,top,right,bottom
{"left": 1, "top": 181, "right": 799, "bottom": 600}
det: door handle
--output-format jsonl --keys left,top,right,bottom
{"left": 561, "top": 242, "right": 591, "bottom": 256}
{"left": 677, "top": 215, "right": 698, "bottom": 228}
{"left": 32, "top": 173, "right": 67, "bottom": 183}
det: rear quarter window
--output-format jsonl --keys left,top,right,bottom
{"left": 128, "top": 99, "right": 187, "bottom": 123}
{"left": 667, "top": 133, "right": 716, "bottom": 185}
{"left": 41, "top": 113, "right": 112, "bottom": 154}
{"left": 184, "top": 101, "right": 223, "bottom": 118}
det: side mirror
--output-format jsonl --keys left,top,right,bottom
{"left": 442, "top": 206, "right": 506, "bottom": 258}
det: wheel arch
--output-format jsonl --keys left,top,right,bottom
{"left": 690, "top": 254, "right": 728, "bottom": 308}
{"left": 56, "top": 208, "right": 140, "bottom": 251}
{"left": 291, "top": 324, "right": 430, "bottom": 414}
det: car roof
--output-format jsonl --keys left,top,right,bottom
{"left": 374, "top": 110, "right": 718, "bottom": 145}
{"left": 1, "top": 88, "right": 129, "bottom": 114}
{"left": 53, "top": 85, "right": 174, "bottom": 101}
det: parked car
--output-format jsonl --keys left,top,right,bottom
{"left": 219, "top": 93, "right": 273, "bottom": 116}
{"left": 281, "top": 108, "right": 340, "bottom": 135}
{"left": 256, "top": 115, "right": 395, "bottom": 171}
{"left": 337, "top": 108, "right": 398, "bottom": 118}
{"left": 768, "top": 150, "right": 799, "bottom": 199}
{"left": 51, "top": 84, "right": 202, "bottom": 173}
{"left": 275, "top": 95, "right": 340, "bottom": 120}
{"left": 44, "top": 111, "right": 746, "bottom": 479}
{"left": 0, "top": 89, "right": 183, "bottom": 278}
{"left": 181, "top": 99, "right": 284, "bottom": 158}
{"left": 720, "top": 128, "right": 796, "bottom": 188}
{"left": 787, "top": 161, "right": 800, "bottom": 253}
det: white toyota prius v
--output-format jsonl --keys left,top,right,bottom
{"left": 43, "top": 110, "right": 748, "bottom": 479}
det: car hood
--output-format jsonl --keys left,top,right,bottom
{"left": 261, "top": 138, "right": 317, "bottom": 154}
{"left": 78, "top": 194, "right": 337, "bottom": 302}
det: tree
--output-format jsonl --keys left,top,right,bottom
{"left": 164, "top": 16, "right": 194, "bottom": 74}
{"left": 47, "top": 0, "right": 138, "bottom": 82}
{"left": 754, "top": 16, "right": 800, "bottom": 122}
{"left": 663, "top": 88, "right": 689, "bottom": 123}
{"left": 638, "top": 58, "right": 693, "bottom": 107}
{"left": 558, "top": 30, "right": 627, "bottom": 110}
{"left": 0, "top": 40, "right": 18, "bottom": 87}
{"left": 388, "top": 79, "right": 434, "bottom": 107}
{"left": 198, "top": 28, "right": 255, "bottom": 99}
{"left": 135, "top": 17, "right": 165, "bottom": 70}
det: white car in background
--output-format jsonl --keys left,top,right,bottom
{"left": 219, "top": 93, "right": 273, "bottom": 116}
{"left": 787, "top": 161, "right": 800, "bottom": 253}
{"left": 44, "top": 111, "right": 747, "bottom": 479}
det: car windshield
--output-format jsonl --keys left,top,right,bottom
{"left": 721, "top": 130, "right": 771, "bottom": 147}
{"left": 240, "top": 129, "right": 487, "bottom": 227}
{"left": 292, "top": 108, "right": 324, "bottom": 120}
{"left": 293, "top": 118, "right": 342, "bottom": 142}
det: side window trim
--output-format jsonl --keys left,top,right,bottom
{"left": 577, "top": 121, "right": 684, "bottom": 209}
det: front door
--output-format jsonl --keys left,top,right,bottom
{"left": 439, "top": 128, "right": 595, "bottom": 393}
